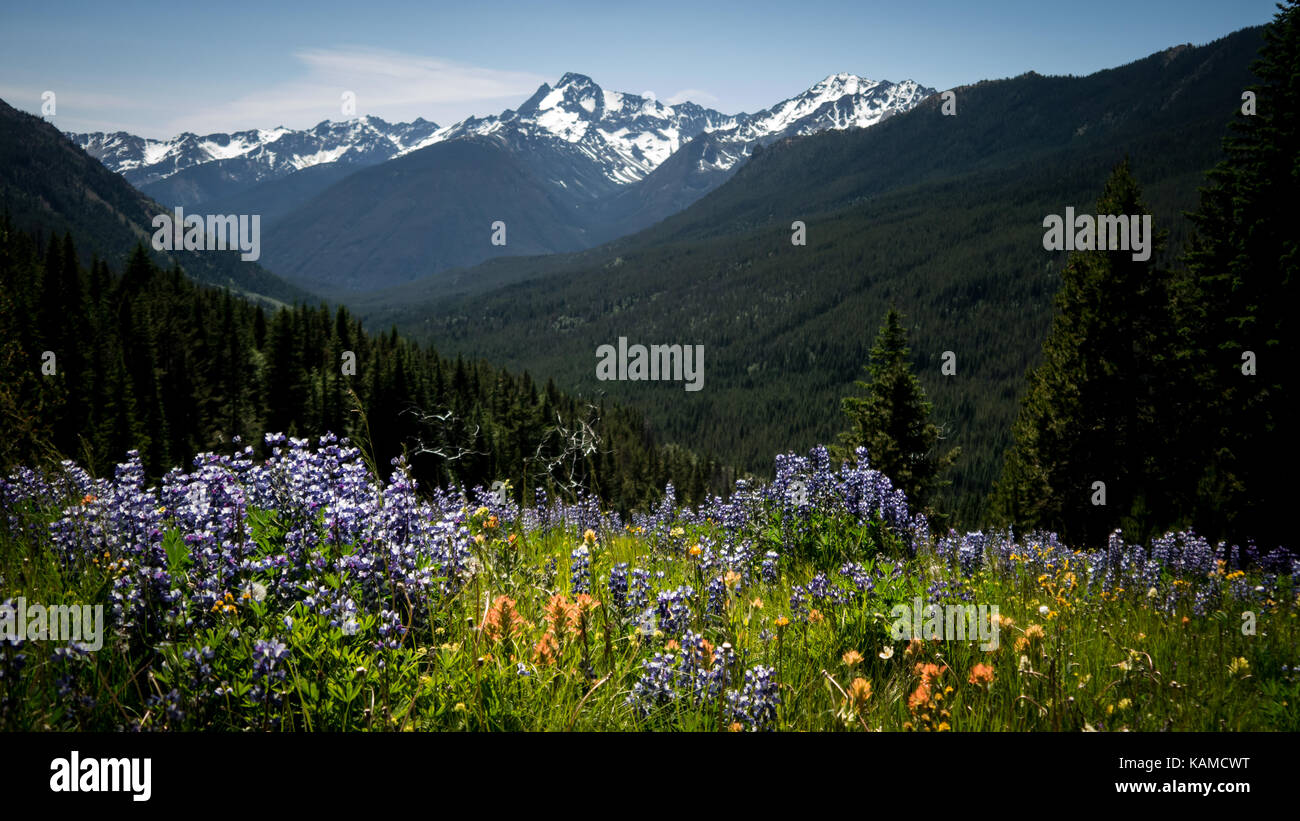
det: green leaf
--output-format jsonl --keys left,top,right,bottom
{"left": 162, "top": 529, "right": 192, "bottom": 579}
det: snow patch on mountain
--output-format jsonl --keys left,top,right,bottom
{"left": 71, "top": 115, "right": 441, "bottom": 188}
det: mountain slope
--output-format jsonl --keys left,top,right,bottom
{"left": 576, "top": 130, "right": 749, "bottom": 245}
{"left": 260, "top": 138, "right": 592, "bottom": 294}
{"left": 194, "top": 160, "right": 369, "bottom": 228}
{"left": 0, "top": 100, "right": 311, "bottom": 305}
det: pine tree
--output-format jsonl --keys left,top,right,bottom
{"left": 992, "top": 160, "right": 1177, "bottom": 545}
{"left": 838, "top": 306, "right": 957, "bottom": 514}
{"left": 1171, "top": 0, "right": 1299, "bottom": 547}
{"left": 263, "top": 310, "right": 304, "bottom": 435}
{"left": 0, "top": 218, "right": 51, "bottom": 467}
{"left": 215, "top": 290, "right": 256, "bottom": 445}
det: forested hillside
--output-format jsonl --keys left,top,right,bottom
{"left": 0, "top": 221, "right": 718, "bottom": 510}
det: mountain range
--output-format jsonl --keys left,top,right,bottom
{"left": 72, "top": 116, "right": 442, "bottom": 208}
{"left": 71, "top": 72, "right": 933, "bottom": 294}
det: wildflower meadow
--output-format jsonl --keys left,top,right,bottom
{"left": 2, "top": 434, "right": 1295, "bottom": 732}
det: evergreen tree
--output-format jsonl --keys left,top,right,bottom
{"left": 991, "top": 161, "right": 1176, "bottom": 545}
{"left": 0, "top": 217, "right": 51, "bottom": 466}
{"left": 264, "top": 310, "right": 304, "bottom": 434}
{"left": 838, "top": 306, "right": 957, "bottom": 514}
{"left": 1171, "top": 0, "right": 1299, "bottom": 547}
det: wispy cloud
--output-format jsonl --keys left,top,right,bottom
{"left": 666, "top": 88, "right": 720, "bottom": 106}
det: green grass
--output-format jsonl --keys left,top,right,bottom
{"left": 2, "top": 497, "right": 1295, "bottom": 732}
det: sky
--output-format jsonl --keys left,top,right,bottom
{"left": 0, "top": 0, "right": 1283, "bottom": 138}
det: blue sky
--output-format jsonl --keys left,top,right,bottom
{"left": 0, "top": 0, "right": 1281, "bottom": 138}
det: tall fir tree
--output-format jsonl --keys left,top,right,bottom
{"left": 1170, "top": 0, "right": 1298, "bottom": 548}
{"left": 838, "top": 306, "right": 957, "bottom": 516}
{"left": 991, "top": 160, "right": 1177, "bottom": 546}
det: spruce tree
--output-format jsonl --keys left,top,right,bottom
{"left": 992, "top": 160, "right": 1176, "bottom": 545}
{"left": 1172, "top": 0, "right": 1298, "bottom": 547}
{"left": 838, "top": 306, "right": 957, "bottom": 514}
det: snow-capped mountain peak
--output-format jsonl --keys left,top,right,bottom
{"left": 416, "top": 71, "right": 933, "bottom": 181}
{"left": 714, "top": 74, "right": 933, "bottom": 145}
{"left": 388, "top": 74, "right": 724, "bottom": 182}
